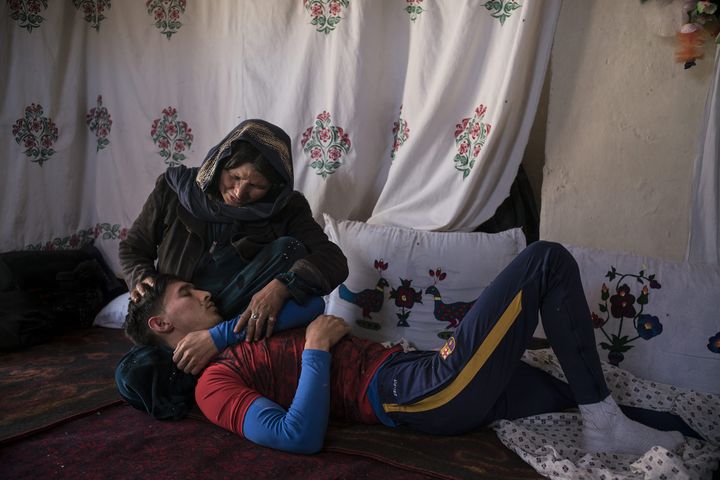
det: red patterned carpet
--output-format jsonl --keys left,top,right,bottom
{"left": 0, "top": 327, "right": 130, "bottom": 443}
{"left": 2, "top": 403, "right": 437, "bottom": 480}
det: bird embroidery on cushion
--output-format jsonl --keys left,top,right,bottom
{"left": 426, "top": 268, "right": 475, "bottom": 330}
{"left": 424, "top": 285, "right": 475, "bottom": 329}
{"left": 338, "top": 259, "right": 389, "bottom": 330}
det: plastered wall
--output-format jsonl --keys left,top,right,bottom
{"left": 536, "top": 0, "right": 715, "bottom": 261}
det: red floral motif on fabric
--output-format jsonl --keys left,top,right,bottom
{"left": 304, "top": 0, "right": 349, "bottom": 34}
{"left": 389, "top": 278, "right": 423, "bottom": 327}
{"left": 150, "top": 107, "right": 193, "bottom": 166}
{"left": 7, "top": 0, "right": 48, "bottom": 32}
{"left": 146, "top": 0, "right": 186, "bottom": 39}
{"left": 86, "top": 95, "right": 112, "bottom": 152}
{"left": 12, "top": 103, "right": 58, "bottom": 166}
{"left": 25, "top": 223, "right": 127, "bottom": 251}
{"left": 453, "top": 104, "right": 492, "bottom": 179}
{"left": 391, "top": 105, "right": 409, "bottom": 161}
{"left": 592, "top": 266, "right": 665, "bottom": 366}
{"left": 301, "top": 111, "right": 351, "bottom": 179}
{"left": 72, "top": 0, "right": 111, "bottom": 31}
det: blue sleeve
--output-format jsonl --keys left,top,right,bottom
{"left": 208, "top": 296, "right": 325, "bottom": 351}
{"left": 242, "top": 349, "right": 330, "bottom": 454}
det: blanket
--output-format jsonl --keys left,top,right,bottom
{"left": 493, "top": 349, "right": 720, "bottom": 479}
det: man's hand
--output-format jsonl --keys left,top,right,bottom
{"left": 304, "top": 315, "right": 350, "bottom": 351}
{"left": 130, "top": 276, "right": 155, "bottom": 303}
{"left": 235, "top": 279, "right": 291, "bottom": 342}
{"left": 172, "top": 330, "right": 219, "bottom": 375}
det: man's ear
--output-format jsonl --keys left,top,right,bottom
{"left": 148, "top": 315, "right": 173, "bottom": 334}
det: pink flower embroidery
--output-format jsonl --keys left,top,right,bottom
{"left": 453, "top": 104, "right": 492, "bottom": 179}
{"left": 458, "top": 140, "right": 469, "bottom": 155}
{"left": 319, "top": 128, "right": 331, "bottom": 143}
{"left": 301, "top": 127, "right": 313, "bottom": 148}
{"left": 302, "top": 110, "right": 352, "bottom": 178}
{"left": 28, "top": 0, "right": 42, "bottom": 14}
{"left": 454, "top": 118, "right": 469, "bottom": 138}
{"left": 328, "top": 146, "right": 342, "bottom": 160}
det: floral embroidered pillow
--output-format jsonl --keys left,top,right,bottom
{"left": 557, "top": 244, "right": 720, "bottom": 395}
{"left": 323, "top": 214, "right": 526, "bottom": 350}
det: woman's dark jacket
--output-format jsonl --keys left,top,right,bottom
{"left": 118, "top": 119, "right": 348, "bottom": 299}
{"left": 119, "top": 174, "right": 347, "bottom": 298}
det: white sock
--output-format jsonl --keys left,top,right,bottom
{"left": 579, "top": 395, "right": 684, "bottom": 455}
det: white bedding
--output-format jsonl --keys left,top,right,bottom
{"left": 493, "top": 349, "right": 720, "bottom": 479}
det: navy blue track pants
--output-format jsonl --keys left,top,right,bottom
{"left": 376, "top": 241, "right": 609, "bottom": 434}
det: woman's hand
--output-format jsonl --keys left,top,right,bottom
{"left": 234, "top": 279, "right": 291, "bottom": 341}
{"left": 304, "top": 315, "right": 350, "bottom": 351}
{"left": 173, "top": 330, "right": 219, "bottom": 375}
{"left": 130, "top": 276, "right": 155, "bottom": 303}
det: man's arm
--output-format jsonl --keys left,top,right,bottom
{"left": 172, "top": 297, "right": 325, "bottom": 375}
{"left": 210, "top": 296, "right": 326, "bottom": 350}
{"left": 239, "top": 315, "right": 350, "bottom": 454}
{"left": 196, "top": 315, "right": 350, "bottom": 454}
{"left": 242, "top": 349, "right": 330, "bottom": 453}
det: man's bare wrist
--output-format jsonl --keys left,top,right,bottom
{"left": 304, "top": 338, "right": 331, "bottom": 351}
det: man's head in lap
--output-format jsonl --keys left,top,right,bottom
{"left": 124, "top": 274, "right": 222, "bottom": 348}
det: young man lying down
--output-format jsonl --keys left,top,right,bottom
{"left": 118, "top": 241, "right": 685, "bottom": 455}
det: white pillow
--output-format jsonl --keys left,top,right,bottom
{"left": 324, "top": 214, "right": 526, "bottom": 350}
{"left": 93, "top": 292, "right": 130, "bottom": 329}
{"left": 561, "top": 244, "right": 720, "bottom": 395}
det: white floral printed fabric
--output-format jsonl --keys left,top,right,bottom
{"left": 2, "top": 1, "right": 560, "bottom": 275}
{"left": 492, "top": 349, "right": 720, "bottom": 479}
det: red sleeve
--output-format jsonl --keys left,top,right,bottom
{"left": 195, "top": 361, "right": 261, "bottom": 437}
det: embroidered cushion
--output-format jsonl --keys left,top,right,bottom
{"left": 323, "top": 214, "right": 526, "bottom": 350}
{"left": 548, "top": 244, "right": 720, "bottom": 395}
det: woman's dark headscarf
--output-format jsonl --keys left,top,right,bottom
{"left": 165, "top": 119, "right": 294, "bottom": 223}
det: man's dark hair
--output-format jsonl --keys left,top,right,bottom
{"left": 123, "top": 274, "right": 179, "bottom": 347}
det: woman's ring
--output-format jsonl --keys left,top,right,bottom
{"left": 250, "top": 313, "right": 259, "bottom": 320}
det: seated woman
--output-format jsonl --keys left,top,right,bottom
{"left": 116, "top": 119, "right": 348, "bottom": 418}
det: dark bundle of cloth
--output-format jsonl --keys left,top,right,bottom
{"left": 0, "top": 243, "right": 127, "bottom": 350}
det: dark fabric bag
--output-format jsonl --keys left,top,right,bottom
{"left": 0, "top": 243, "right": 127, "bottom": 350}
{"left": 115, "top": 345, "right": 197, "bottom": 420}
{"left": 0, "top": 291, "right": 55, "bottom": 350}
